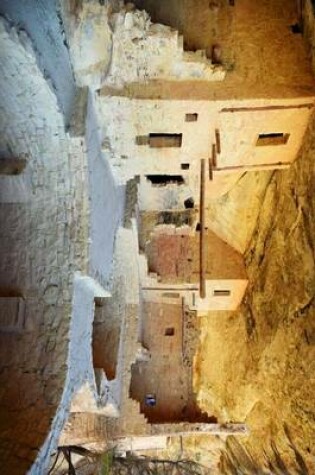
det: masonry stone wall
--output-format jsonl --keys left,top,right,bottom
{"left": 60, "top": 0, "right": 225, "bottom": 91}
{"left": 0, "top": 18, "right": 91, "bottom": 475}
{"left": 0, "top": 0, "right": 76, "bottom": 123}
{"left": 105, "top": 4, "right": 225, "bottom": 88}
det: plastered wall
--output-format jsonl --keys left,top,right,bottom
{"left": 85, "top": 91, "right": 125, "bottom": 285}
{"left": 218, "top": 106, "right": 313, "bottom": 169}
{"left": 96, "top": 95, "right": 314, "bottom": 205}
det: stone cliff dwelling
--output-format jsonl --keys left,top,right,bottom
{"left": 0, "top": 0, "right": 315, "bottom": 474}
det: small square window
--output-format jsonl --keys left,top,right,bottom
{"left": 256, "top": 133, "right": 290, "bottom": 146}
{"left": 181, "top": 163, "right": 190, "bottom": 170}
{"left": 185, "top": 113, "right": 198, "bottom": 122}
{"left": 165, "top": 327, "right": 175, "bottom": 336}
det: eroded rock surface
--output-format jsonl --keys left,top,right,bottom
{"left": 195, "top": 112, "right": 315, "bottom": 473}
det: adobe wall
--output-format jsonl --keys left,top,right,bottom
{"left": 96, "top": 95, "right": 314, "bottom": 204}
{"left": 146, "top": 228, "right": 247, "bottom": 283}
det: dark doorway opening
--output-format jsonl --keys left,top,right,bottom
{"left": 146, "top": 175, "right": 185, "bottom": 186}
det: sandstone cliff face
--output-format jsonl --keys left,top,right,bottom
{"left": 196, "top": 112, "right": 315, "bottom": 473}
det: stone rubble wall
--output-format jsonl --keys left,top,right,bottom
{"left": 105, "top": 3, "right": 225, "bottom": 88}
{"left": 60, "top": 0, "right": 225, "bottom": 90}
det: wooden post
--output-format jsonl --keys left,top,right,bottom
{"left": 208, "top": 158, "right": 213, "bottom": 181}
{"left": 181, "top": 297, "right": 185, "bottom": 359}
{"left": 297, "top": 0, "right": 303, "bottom": 31}
{"left": 212, "top": 143, "right": 217, "bottom": 168}
{"left": 215, "top": 129, "right": 221, "bottom": 154}
{"left": 200, "top": 159, "right": 206, "bottom": 299}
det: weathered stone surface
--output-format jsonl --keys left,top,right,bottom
{"left": 0, "top": 16, "right": 90, "bottom": 475}
{"left": 195, "top": 112, "right": 315, "bottom": 473}
{"left": 0, "top": 0, "right": 76, "bottom": 122}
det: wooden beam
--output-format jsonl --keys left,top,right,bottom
{"left": 215, "top": 129, "right": 221, "bottom": 154}
{"left": 208, "top": 157, "right": 213, "bottom": 181}
{"left": 142, "top": 286, "right": 199, "bottom": 291}
{"left": 221, "top": 103, "right": 314, "bottom": 113}
{"left": 199, "top": 159, "right": 206, "bottom": 299}
{"left": 212, "top": 143, "right": 217, "bottom": 167}
{"left": 181, "top": 297, "right": 185, "bottom": 359}
{"left": 150, "top": 423, "right": 249, "bottom": 436}
{"left": 0, "top": 157, "right": 27, "bottom": 175}
{"left": 214, "top": 162, "right": 291, "bottom": 173}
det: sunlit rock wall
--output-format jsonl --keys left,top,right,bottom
{"left": 195, "top": 111, "right": 315, "bottom": 473}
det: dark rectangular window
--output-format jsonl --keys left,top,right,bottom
{"left": 213, "top": 290, "right": 231, "bottom": 297}
{"left": 145, "top": 175, "right": 184, "bottom": 186}
{"left": 185, "top": 113, "right": 198, "bottom": 122}
{"left": 256, "top": 133, "right": 290, "bottom": 146}
{"left": 165, "top": 327, "right": 175, "bottom": 336}
{"left": 181, "top": 163, "right": 190, "bottom": 170}
{"left": 149, "top": 133, "right": 182, "bottom": 148}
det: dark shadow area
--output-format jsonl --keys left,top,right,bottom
{"left": 146, "top": 175, "right": 185, "bottom": 186}
{"left": 92, "top": 297, "right": 121, "bottom": 381}
{"left": 130, "top": 302, "right": 216, "bottom": 423}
